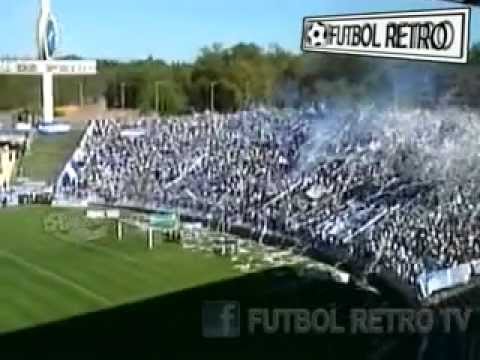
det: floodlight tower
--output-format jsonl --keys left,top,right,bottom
{"left": 0, "top": 0, "right": 97, "bottom": 133}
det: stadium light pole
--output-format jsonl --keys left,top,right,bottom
{"left": 120, "top": 82, "right": 126, "bottom": 109}
{"left": 245, "top": 81, "right": 251, "bottom": 109}
{"left": 78, "top": 79, "right": 85, "bottom": 107}
{"left": 210, "top": 81, "right": 219, "bottom": 113}
{"left": 155, "top": 80, "right": 168, "bottom": 114}
{"left": 155, "top": 81, "right": 161, "bottom": 114}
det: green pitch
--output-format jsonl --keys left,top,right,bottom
{"left": 0, "top": 207, "right": 240, "bottom": 334}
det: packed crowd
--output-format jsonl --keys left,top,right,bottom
{"left": 56, "top": 105, "right": 480, "bottom": 286}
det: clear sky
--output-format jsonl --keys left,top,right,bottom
{"left": 2, "top": 0, "right": 479, "bottom": 62}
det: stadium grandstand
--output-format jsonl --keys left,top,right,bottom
{"left": 50, "top": 104, "right": 480, "bottom": 302}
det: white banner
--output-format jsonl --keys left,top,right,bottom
{"left": 0, "top": 60, "right": 97, "bottom": 75}
{"left": 302, "top": 8, "right": 470, "bottom": 63}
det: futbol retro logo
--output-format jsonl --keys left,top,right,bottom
{"left": 302, "top": 8, "right": 470, "bottom": 63}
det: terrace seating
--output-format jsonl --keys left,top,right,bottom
{"left": 55, "top": 106, "right": 480, "bottom": 289}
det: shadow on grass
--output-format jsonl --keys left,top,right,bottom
{"left": 0, "top": 267, "right": 475, "bottom": 359}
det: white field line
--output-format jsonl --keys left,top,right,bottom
{"left": 0, "top": 250, "right": 111, "bottom": 306}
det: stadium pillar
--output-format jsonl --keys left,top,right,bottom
{"left": 42, "top": 72, "right": 54, "bottom": 123}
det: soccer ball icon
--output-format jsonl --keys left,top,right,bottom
{"left": 307, "top": 22, "right": 327, "bottom": 47}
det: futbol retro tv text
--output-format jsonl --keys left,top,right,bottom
{"left": 202, "top": 302, "right": 473, "bottom": 337}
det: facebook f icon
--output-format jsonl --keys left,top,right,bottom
{"left": 202, "top": 301, "right": 240, "bottom": 338}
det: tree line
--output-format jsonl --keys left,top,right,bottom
{"left": 1, "top": 42, "right": 480, "bottom": 113}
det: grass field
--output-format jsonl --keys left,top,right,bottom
{"left": 19, "top": 130, "right": 84, "bottom": 182}
{"left": 0, "top": 207, "right": 240, "bottom": 334}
